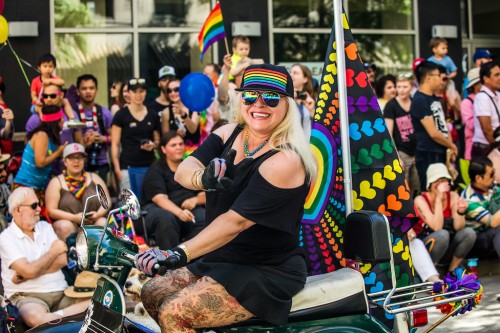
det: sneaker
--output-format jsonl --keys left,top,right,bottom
{"left": 67, "top": 118, "right": 87, "bottom": 129}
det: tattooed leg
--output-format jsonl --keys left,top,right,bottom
{"left": 141, "top": 267, "right": 200, "bottom": 322}
{"left": 157, "top": 276, "right": 254, "bottom": 333}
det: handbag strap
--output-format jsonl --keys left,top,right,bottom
{"left": 479, "top": 90, "right": 500, "bottom": 121}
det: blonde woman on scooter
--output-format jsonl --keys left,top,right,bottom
{"left": 136, "top": 64, "right": 316, "bottom": 332}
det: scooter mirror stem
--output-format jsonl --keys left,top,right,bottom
{"left": 80, "top": 194, "right": 98, "bottom": 227}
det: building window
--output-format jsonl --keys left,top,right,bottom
{"left": 347, "top": 0, "right": 414, "bottom": 30}
{"left": 54, "top": 0, "right": 132, "bottom": 28}
{"left": 271, "top": 0, "right": 417, "bottom": 75}
{"left": 139, "top": 33, "right": 212, "bottom": 80}
{"left": 273, "top": 0, "right": 333, "bottom": 28}
{"left": 137, "top": 0, "right": 209, "bottom": 27}
{"left": 54, "top": 33, "right": 133, "bottom": 106}
{"left": 472, "top": 0, "right": 500, "bottom": 36}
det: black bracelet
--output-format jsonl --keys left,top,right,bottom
{"left": 181, "top": 113, "right": 188, "bottom": 119}
{"left": 458, "top": 210, "right": 466, "bottom": 216}
{"left": 170, "top": 246, "right": 188, "bottom": 267}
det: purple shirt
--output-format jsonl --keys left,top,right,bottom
{"left": 77, "top": 104, "right": 113, "bottom": 166}
{"left": 25, "top": 110, "right": 79, "bottom": 144}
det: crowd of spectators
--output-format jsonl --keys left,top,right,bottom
{"left": 0, "top": 34, "right": 498, "bottom": 328}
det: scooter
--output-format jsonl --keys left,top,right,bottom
{"left": 26, "top": 185, "right": 479, "bottom": 333}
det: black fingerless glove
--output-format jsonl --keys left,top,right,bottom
{"left": 201, "top": 158, "right": 224, "bottom": 190}
{"left": 200, "top": 149, "right": 253, "bottom": 192}
{"left": 154, "top": 247, "right": 188, "bottom": 275}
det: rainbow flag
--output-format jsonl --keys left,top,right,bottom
{"left": 107, "top": 213, "right": 119, "bottom": 230}
{"left": 123, "top": 217, "right": 135, "bottom": 240}
{"left": 198, "top": 2, "right": 225, "bottom": 61}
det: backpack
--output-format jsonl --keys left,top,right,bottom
{"left": 0, "top": 301, "right": 20, "bottom": 333}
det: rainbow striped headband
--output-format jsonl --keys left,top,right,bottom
{"left": 239, "top": 66, "right": 293, "bottom": 96}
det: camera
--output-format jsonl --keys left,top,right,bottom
{"left": 297, "top": 91, "right": 307, "bottom": 100}
{"left": 87, "top": 143, "right": 101, "bottom": 167}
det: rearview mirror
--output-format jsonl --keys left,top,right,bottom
{"left": 120, "top": 188, "right": 141, "bottom": 220}
{"left": 96, "top": 184, "right": 109, "bottom": 210}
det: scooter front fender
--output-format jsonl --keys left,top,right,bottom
{"left": 25, "top": 313, "right": 157, "bottom": 333}
{"left": 24, "top": 313, "right": 85, "bottom": 333}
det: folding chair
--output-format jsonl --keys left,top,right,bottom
{"left": 127, "top": 166, "right": 151, "bottom": 245}
{"left": 127, "top": 166, "right": 149, "bottom": 201}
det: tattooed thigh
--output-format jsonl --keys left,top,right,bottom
{"left": 141, "top": 267, "right": 200, "bottom": 321}
{"left": 158, "top": 276, "right": 255, "bottom": 331}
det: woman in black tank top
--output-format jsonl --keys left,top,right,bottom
{"left": 136, "top": 64, "right": 317, "bottom": 331}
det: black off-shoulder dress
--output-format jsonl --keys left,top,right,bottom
{"left": 187, "top": 125, "right": 309, "bottom": 325}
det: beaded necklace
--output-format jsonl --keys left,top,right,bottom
{"left": 243, "top": 127, "right": 269, "bottom": 157}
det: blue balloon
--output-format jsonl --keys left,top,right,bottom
{"left": 179, "top": 72, "right": 215, "bottom": 112}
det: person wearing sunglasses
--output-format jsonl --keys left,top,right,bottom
{"left": 14, "top": 105, "right": 68, "bottom": 221}
{"left": 0, "top": 187, "right": 92, "bottom": 328}
{"left": 413, "top": 163, "right": 476, "bottom": 274}
{"left": 29, "top": 53, "right": 85, "bottom": 129}
{"left": 147, "top": 66, "right": 176, "bottom": 121}
{"left": 25, "top": 83, "right": 83, "bottom": 148}
{"left": 136, "top": 64, "right": 316, "bottom": 331}
{"left": 109, "top": 80, "right": 124, "bottom": 115}
{"left": 45, "top": 143, "right": 110, "bottom": 241}
{"left": 111, "top": 78, "right": 160, "bottom": 191}
{"left": 161, "top": 78, "right": 201, "bottom": 151}
{"left": 461, "top": 157, "right": 500, "bottom": 261}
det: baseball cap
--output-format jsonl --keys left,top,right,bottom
{"left": 128, "top": 78, "right": 147, "bottom": 91}
{"left": 158, "top": 66, "right": 176, "bottom": 79}
{"left": 63, "top": 143, "right": 87, "bottom": 159}
{"left": 0, "top": 149, "right": 10, "bottom": 164}
{"left": 235, "top": 64, "right": 294, "bottom": 97}
{"left": 465, "top": 68, "right": 480, "bottom": 89}
{"left": 473, "top": 49, "right": 495, "bottom": 62}
{"left": 426, "top": 163, "right": 452, "bottom": 189}
{"left": 363, "top": 62, "right": 377, "bottom": 70}
{"left": 412, "top": 57, "right": 425, "bottom": 71}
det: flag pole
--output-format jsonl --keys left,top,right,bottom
{"left": 224, "top": 36, "right": 230, "bottom": 55}
{"left": 333, "top": 0, "right": 353, "bottom": 214}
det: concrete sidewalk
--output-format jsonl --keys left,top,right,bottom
{"left": 420, "top": 259, "right": 500, "bottom": 332}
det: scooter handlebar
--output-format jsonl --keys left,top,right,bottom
{"left": 134, "top": 249, "right": 177, "bottom": 277}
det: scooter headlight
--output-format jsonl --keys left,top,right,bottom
{"left": 76, "top": 229, "right": 89, "bottom": 270}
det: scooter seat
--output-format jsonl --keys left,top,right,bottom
{"left": 222, "top": 268, "right": 368, "bottom": 328}
{"left": 288, "top": 268, "right": 368, "bottom": 321}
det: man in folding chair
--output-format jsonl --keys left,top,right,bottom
{"left": 138, "top": 132, "right": 206, "bottom": 250}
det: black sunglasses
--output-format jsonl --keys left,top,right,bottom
{"left": 20, "top": 202, "right": 41, "bottom": 210}
{"left": 42, "top": 93, "right": 61, "bottom": 99}
{"left": 167, "top": 87, "right": 180, "bottom": 93}
{"left": 241, "top": 91, "right": 283, "bottom": 108}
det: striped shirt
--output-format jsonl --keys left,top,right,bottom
{"left": 461, "top": 183, "right": 500, "bottom": 230}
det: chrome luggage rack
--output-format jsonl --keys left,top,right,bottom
{"left": 366, "top": 214, "right": 479, "bottom": 316}
{"left": 368, "top": 281, "right": 477, "bottom": 314}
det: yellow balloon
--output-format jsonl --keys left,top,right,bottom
{"left": 0, "top": 15, "right": 8, "bottom": 44}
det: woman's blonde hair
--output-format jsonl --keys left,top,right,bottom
{"left": 234, "top": 95, "right": 317, "bottom": 181}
